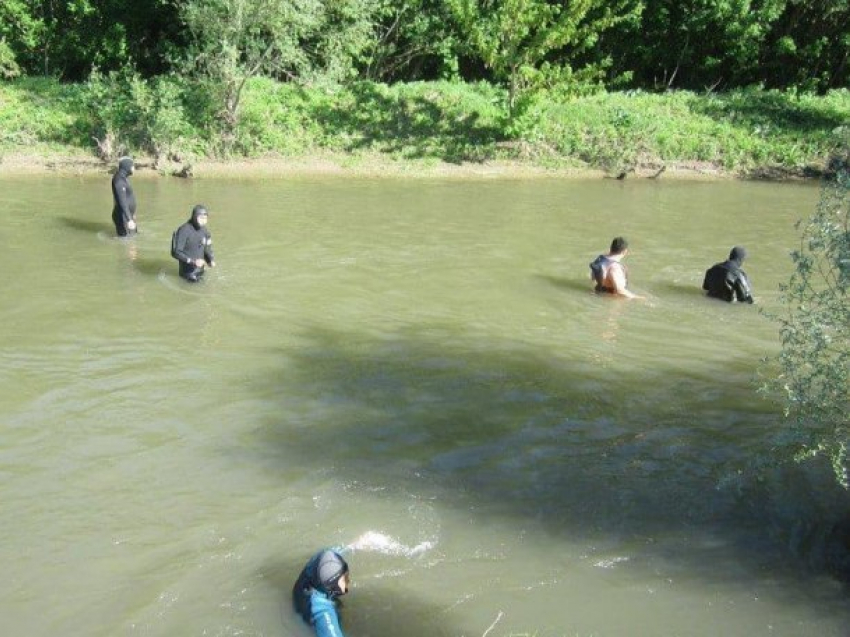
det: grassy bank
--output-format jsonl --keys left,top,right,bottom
{"left": 1, "top": 76, "right": 848, "bottom": 177}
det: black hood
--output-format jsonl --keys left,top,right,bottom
{"left": 118, "top": 156, "right": 134, "bottom": 175}
{"left": 729, "top": 246, "right": 747, "bottom": 265}
{"left": 190, "top": 204, "right": 208, "bottom": 229}
{"left": 312, "top": 550, "right": 349, "bottom": 596}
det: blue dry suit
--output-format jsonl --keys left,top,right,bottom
{"left": 293, "top": 549, "right": 349, "bottom": 637}
{"left": 305, "top": 589, "right": 345, "bottom": 637}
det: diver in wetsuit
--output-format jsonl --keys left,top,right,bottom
{"left": 171, "top": 205, "right": 215, "bottom": 282}
{"left": 111, "top": 156, "right": 137, "bottom": 236}
{"left": 703, "top": 246, "right": 754, "bottom": 303}
{"left": 293, "top": 549, "right": 350, "bottom": 637}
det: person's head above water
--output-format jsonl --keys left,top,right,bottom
{"left": 729, "top": 246, "right": 747, "bottom": 264}
{"left": 191, "top": 204, "right": 209, "bottom": 227}
{"left": 314, "top": 550, "right": 350, "bottom": 597}
{"left": 118, "top": 156, "right": 134, "bottom": 175}
{"left": 610, "top": 236, "right": 629, "bottom": 255}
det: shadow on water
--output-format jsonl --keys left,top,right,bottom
{"left": 535, "top": 273, "right": 594, "bottom": 294}
{"left": 57, "top": 215, "right": 113, "bottom": 235}
{"left": 132, "top": 257, "right": 171, "bottom": 277}
{"left": 242, "top": 325, "right": 850, "bottom": 637}
{"left": 347, "top": 582, "right": 470, "bottom": 637}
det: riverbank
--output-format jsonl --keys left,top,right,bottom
{"left": 2, "top": 77, "right": 848, "bottom": 180}
{"left": 0, "top": 149, "right": 738, "bottom": 180}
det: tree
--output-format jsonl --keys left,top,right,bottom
{"left": 605, "top": 0, "right": 786, "bottom": 91}
{"left": 0, "top": 0, "right": 180, "bottom": 79}
{"left": 0, "top": 0, "right": 43, "bottom": 78}
{"left": 299, "top": 0, "right": 390, "bottom": 85}
{"left": 180, "top": 0, "right": 323, "bottom": 142}
{"left": 768, "top": 136, "right": 850, "bottom": 487}
{"left": 360, "top": 0, "right": 463, "bottom": 82}
{"left": 761, "top": 0, "right": 850, "bottom": 93}
{"left": 447, "top": 0, "right": 641, "bottom": 114}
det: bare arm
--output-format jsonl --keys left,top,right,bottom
{"left": 610, "top": 263, "right": 643, "bottom": 299}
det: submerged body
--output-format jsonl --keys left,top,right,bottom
{"left": 703, "top": 246, "right": 754, "bottom": 303}
{"left": 293, "top": 549, "right": 350, "bottom": 637}
{"left": 589, "top": 236, "right": 642, "bottom": 299}
{"left": 590, "top": 254, "right": 627, "bottom": 294}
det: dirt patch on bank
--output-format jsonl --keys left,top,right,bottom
{"left": 0, "top": 150, "right": 785, "bottom": 181}
{"left": 0, "top": 151, "right": 607, "bottom": 179}
{"left": 0, "top": 152, "right": 108, "bottom": 176}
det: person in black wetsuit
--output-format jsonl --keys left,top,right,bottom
{"left": 171, "top": 205, "right": 215, "bottom": 282}
{"left": 702, "top": 246, "right": 754, "bottom": 303}
{"left": 293, "top": 549, "right": 350, "bottom": 637}
{"left": 111, "top": 156, "right": 137, "bottom": 236}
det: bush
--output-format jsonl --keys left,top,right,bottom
{"left": 0, "top": 38, "right": 20, "bottom": 79}
{"left": 314, "top": 80, "right": 507, "bottom": 162}
{"left": 0, "top": 77, "right": 87, "bottom": 149}
{"left": 82, "top": 68, "right": 200, "bottom": 162}
{"left": 766, "top": 134, "right": 850, "bottom": 486}
{"left": 233, "top": 77, "right": 329, "bottom": 156}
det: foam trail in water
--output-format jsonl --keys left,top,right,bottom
{"left": 346, "top": 531, "right": 434, "bottom": 557}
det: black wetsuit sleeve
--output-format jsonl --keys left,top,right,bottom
{"left": 112, "top": 174, "right": 135, "bottom": 224}
{"left": 293, "top": 565, "right": 314, "bottom": 624}
{"left": 171, "top": 225, "right": 193, "bottom": 264}
{"left": 733, "top": 271, "right": 754, "bottom": 303}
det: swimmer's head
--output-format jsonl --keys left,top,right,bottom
{"left": 315, "top": 550, "right": 349, "bottom": 597}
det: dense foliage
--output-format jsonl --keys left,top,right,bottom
{"left": 1, "top": 0, "right": 847, "bottom": 92}
{"left": 446, "top": 0, "right": 641, "bottom": 112}
{"left": 768, "top": 143, "right": 850, "bottom": 486}
{"left": 0, "top": 0, "right": 182, "bottom": 78}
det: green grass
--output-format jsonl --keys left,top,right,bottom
{"left": 2, "top": 75, "right": 848, "bottom": 175}
{"left": 528, "top": 88, "right": 850, "bottom": 173}
{"left": 0, "top": 76, "right": 89, "bottom": 151}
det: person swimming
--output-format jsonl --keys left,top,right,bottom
{"left": 293, "top": 549, "right": 351, "bottom": 637}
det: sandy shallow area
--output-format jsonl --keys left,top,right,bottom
{"left": 0, "top": 150, "right": 739, "bottom": 180}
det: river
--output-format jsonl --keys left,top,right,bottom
{"left": 1, "top": 174, "right": 848, "bottom": 636}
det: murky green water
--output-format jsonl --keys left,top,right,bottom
{"left": 1, "top": 174, "right": 847, "bottom": 636}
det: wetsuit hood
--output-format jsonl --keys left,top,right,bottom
{"left": 729, "top": 246, "right": 747, "bottom": 265}
{"left": 190, "top": 204, "right": 208, "bottom": 229}
{"left": 313, "top": 550, "right": 349, "bottom": 597}
{"left": 118, "top": 156, "right": 134, "bottom": 176}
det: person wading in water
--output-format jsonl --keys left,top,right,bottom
{"left": 589, "top": 236, "right": 644, "bottom": 299}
